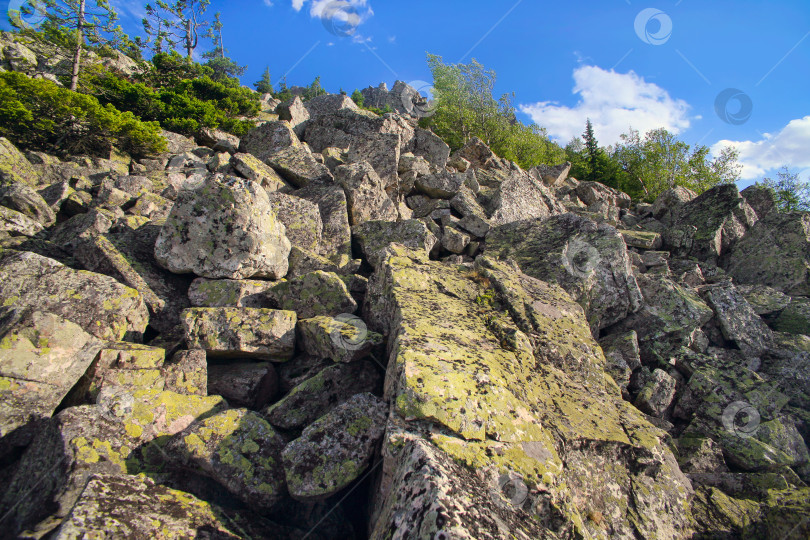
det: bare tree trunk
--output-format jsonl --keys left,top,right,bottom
{"left": 185, "top": 19, "right": 193, "bottom": 60}
{"left": 70, "top": 0, "right": 86, "bottom": 92}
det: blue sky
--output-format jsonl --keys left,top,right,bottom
{"left": 6, "top": 1, "right": 810, "bottom": 187}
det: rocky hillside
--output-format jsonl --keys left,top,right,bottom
{"left": 0, "top": 85, "right": 809, "bottom": 539}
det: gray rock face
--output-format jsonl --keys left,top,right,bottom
{"left": 0, "top": 310, "right": 102, "bottom": 457}
{"left": 634, "top": 368, "right": 678, "bottom": 417}
{"left": 703, "top": 283, "right": 773, "bottom": 356}
{"left": 239, "top": 120, "right": 300, "bottom": 162}
{"left": 651, "top": 186, "right": 697, "bottom": 222}
{"left": 230, "top": 152, "right": 288, "bottom": 192}
{"left": 208, "top": 362, "right": 277, "bottom": 408}
{"left": 481, "top": 169, "right": 564, "bottom": 225}
{"left": 266, "top": 145, "right": 333, "bottom": 188}
{"left": 0, "top": 137, "right": 39, "bottom": 187}
{"left": 575, "top": 181, "right": 631, "bottom": 209}
{"left": 295, "top": 180, "right": 353, "bottom": 263}
{"left": 0, "top": 181, "right": 55, "bottom": 225}
{"left": 599, "top": 330, "right": 642, "bottom": 392}
{"left": 413, "top": 128, "right": 450, "bottom": 170}
{"left": 771, "top": 297, "right": 810, "bottom": 336}
{"left": 414, "top": 170, "right": 465, "bottom": 199}
{"left": 297, "top": 315, "right": 384, "bottom": 363}
{"left": 264, "top": 361, "right": 382, "bottom": 430}
{"left": 277, "top": 95, "right": 310, "bottom": 137}
{"left": 740, "top": 185, "right": 777, "bottom": 219}
{"left": 268, "top": 191, "right": 323, "bottom": 253}
{"left": 531, "top": 161, "right": 572, "bottom": 187}
{"left": 166, "top": 408, "right": 287, "bottom": 511}
{"left": 181, "top": 308, "right": 297, "bottom": 361}
{"left": 664, "top": 184, "right": 757, "bottom": 263}
{"left": 0, "top": 205, "right": 43, "bottom": 236}
{"left": 187, "top": 278, "right": 274, "bottom": 308}
{"left": 0, "top": 251, "right": 149, "bottom": 341}
{"left": 487, "top": 213, "right": 642, "bottom": 332}
{"left": 353, "top": 219, "right": 438, "bottom": 268}
{"left": 724, "top": 211, "right": 810, "bottom": 296}
{"left": 335, "top": 161, "right": 397, "bottom": 225}
{"left": 282, "top": 392, "right": 387, "bottom": 501}
{"left": 155, "top": 175, "right": 291, "bottom": 280}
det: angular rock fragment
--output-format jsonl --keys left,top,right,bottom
{"left": 162, "top": 349, "right": 207, "bottom": 396}
{"left": 188, "top": 278, "right": 274, "bottom": 308}
{"left": 634, "top": 368, "right": 677, "bottom": 417}
{"left": 239, "top": 120, "right": 300, "bottom": 162}
{"left": 282, "top": 392, "right": 386, "bottom": 501}
{"left": 335, "top": 161, "right": 397, "bottom": 225}
{"left": 703, "top": 283, "right": 773, "bottom": 356}
{"left": 267, "top": 145, "right": 333, "bottom": 188}
{"left": 268, "top": 191, "right": 323, "bottom": 253}
{"left": 181, "top": 308, "right": 297, "bottom": 361}
{"left": 267, "top": 270, "right": 357, "bottom": 319}
{"left": 208, "top": 362, "right": 277, "bottom": 408}
{"left": 0, "top": 181, "right": 55, "bottom": 225}
{"left": 297, "top": 315, "right": 383, "bottom": 363}
{"left": 353, "top": 219, "right": 438, "bottom": 268}
{"left": 230, "top": 152, "right": 288, "bottom": 192}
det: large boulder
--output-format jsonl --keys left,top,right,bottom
{"left": 229, "top": 152, "right": 288, "bottom": 192}
{"left": 266, "top": 270, "right": 357, "bottom": 319}
{"left": 479, "top": 168, "right": 564, "bottom": 226}
{"left": 740, "top": 185, "right": 777, "bottom": 219}
{"left": 295, "top": 180, "right": 353, "bottom": 263}
{"left": 0, "top": 310, "right": 102, "bottom": 458}
{"left": 154, "top": 175, "right": 291, "bottom": 280}
{"left": 365, "top": 248, "right": 693, "bottom": 538}
{"left": 0, "top": 251, "right": 149, "bottom": 341}
{"left": 353, "top": 219, "right": 438, "bottom": 268}
{"left": 282, "top": 392, "right": 387, "bottom": 501}
{"left": 181, "top": 308, "right": 297, "bottom": 361}
{"left": 238, "top": 120, "right": 300, "bottom": 162}
{"left": 486, "top": 213, "right": 642, "bottom": 332}
{"left": 334, "top": 162, "right": 397, "bottom": 225}
{"left": 702, "top": 283, "right": 773, "bottom": 357}
{"left": 0, "top": 181, "right": 55, "bottom": 225}
{"left": 266, "top": 145, "right": 333, "bottom": 188}
{"left": 724, "top": 211, "right": 810, "bottom": 296}
{"left": 267, "top": 191, "right": 323, "bottom": 253}
{"left": 0, "top": 137, "right": 39, "bottom": 186}
{"left": 664, "top": 184, "right": 757, "bottom": 263}
{"left": 651, "top": 186, "right": 697, "bottom": 222}
{"left": 297, "top": 315, "right": 384, "bottom": 363}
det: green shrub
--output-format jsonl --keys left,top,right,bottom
{"left": 0, "top": 71, "right": 166, "bottom": 157}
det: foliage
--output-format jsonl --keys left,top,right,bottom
{"left": 611, "top": 127, "right": 741, "bottom": 201}
{"left": 201, "top": 12, "right": 246, "bottom": 81}
{"left": 422, "top": 54, "right": 564, "bottom": 170}
{"left": 350, "top": 88, "right": 364, "bottom": 107}
{"left": 254, "top": 67, "right": 274, "bottom": 94}
{"left": 758, "top": 166, "right": 810, "bottom": 212}
{"left": 0, "top": 71, "right": 165, "bottom": 157}
{"left": 302, "top": 76, "right": 327, "bottom": 101}
{"left": 82, "top": 57, "right": 260, "bottom": 137}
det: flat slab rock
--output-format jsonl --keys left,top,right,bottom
{"left": 267, "top": 270, "right": 357, "bottom": 320}
{"left": 0, "top": 251, "right": 149, "bottom": 341}
{"left": 282, "top": 392, "right": 386, "bottom": 501}
{"left": 182, "top": 308, "right": 297, "bottom": 361}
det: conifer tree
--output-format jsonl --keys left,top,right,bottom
{"left": 144, "top": 0, "right": 210, "bottom": 61}
{"left": 254, "top": 67, "right": 274, "bottom": 94}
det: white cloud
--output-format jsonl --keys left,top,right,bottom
{"left": 520, "top": 65, "right": 692, "bottom": 147}
{"left": 292, "top": 0, "right": 373, "bottom": 29}
{"left": 263, "top": 0, "right": 274, "bottom": 7}
{"left": 711, "top": 116, "right": 810, "bottom": 181}
{"left": 292, "top": 0, "right": 306, "bottom": 10}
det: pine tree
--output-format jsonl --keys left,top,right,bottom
{"left": 582, "top": 118, "right": 601, "bottom": 182}
{"left": 254, "top": 67, "right": 273, "bottom": 94}
{"left": 201, "top": 11, "right": 246, "bottom": 81}
{"left": 144, "top": 0, "right": 210, "bottom": 61}
{"left": 15, "top": 1, "right": 124, "bottom": 91}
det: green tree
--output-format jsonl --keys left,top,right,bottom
{"left": 254, "top": 67, "right": 273, "bottom": 94}
{"left": 201, "top": 11, "right": 246, "bottom": 81}
{"left": 144, "top": 0, "right": 210, "bottom": 61}
{"left": 582, "top": 119, "right": 601, "bottom": 181}
{"left": 14, "top": 1, "right": 124, "bottom": 91}
{"left": 759, "top": 166, "right": 810, "bottom": 212}
{"left": 302, "top": 76, "right": 326, "bottom": 101}
{"left": 350, "top": 88, "right": 364, "bottom": 107}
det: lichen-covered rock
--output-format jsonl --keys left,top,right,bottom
{"left": 0, "top": 310, "right": 102, "bottom": 458}
{"left": 414, "top": 170, "right": 465, "bottom": 199}
{"left": 297, "top": 315, "right": 383, "bottom": 363}
{"left": 365, "top": 247, "right": 693, "bottom": 538}
{"left": 441, "top": 226, "right": 471, "bottom": 254}
{"left": 0, "top": 181, "right": 55, "bottom": 225}
{"left": 166, "top": 408, "right": 287, "bottom": 511}
{"left": 0, "top": 392, "right": 227, "bottom": 535}
{"left": 239, "top": 120, "right": 300, "bottom": 162}
{"left": 612, "top": 273, "right": 713, "bottom": 363}
{"left": 620, "top": 229, "right": 663, "bottom": 249}
{"left": 267, "top": 145, "right": 333, "bottom": 188}
{"left": 487, "top": 213, "right": 642, "bottom": 332}
{"left": 0, "top": 137, "right": 38, "bottom": 186}
{"left": 267, "top": 270, "right": 357, "bottom": 319}
{"left": 599, "top": 330, "right": 642, "bottom": 392}
{"left": 353, "top": 219, "right": 437, "bottom": 268}
{"left": 229, "top": 152, "right": 288, "bottom": 192}
{"left": 50, "top": 473, "right": 250, "bottom": 539}
{"left": 634, "top": 368, "right": 677, "bottom": 417}
{"left": 295, "top": 180, "right": 353, "bottom": 262}
{"left": 480, "top": 169, "right": 564, "bottom": 226}
{"left": 187, "top": 277, "right": 274, "bottom": 308}
{"left": 268, "top": 191, "right": 323, "bottom": 253}
{"left": 162, "top": 349, "right": 207, "bottom": 396}
{"left": 127, "top": 191, "right": 172, "bottom": 221}
{"left": 738, "top": 284, "right": 791, "bottom": 316}
{"left": 0, "top": 205, "right": 43, "bottom": 236}
{"left": 651, "top": 186, "right": 697, "bottom": 222}
{"left": 413, "top": 128, "right": 450, "bottom": 170}
{"left": 724, "top": 211, "right": 810, "bottom": 296}
{"left": 264, "top": 361, "right": 382, "bottom": 430}
{"left": 531, "top": 161, "right": 571, "bottom": 187}
{"left": 703, "top": 283, "right": 774, "bottom": 356}
{"left": 335, "top": 161, "right": 397, "bottom": 225}
{"left": 277, "top": 95, "right": 310, "bottom": 137}
{"left": 664, "top": 184, "right": 757, "bottom": 263}
{"left": 208, "top": 362, "right": 277, "bottom": 409}
{"left": 770, "top": 297, "right": 810, "bottom": 336}
{"left": 282, "top": 392, "right": 386, "bottom": 501}
{"left": 0, "top": 251, "right": 149, "bottom": 341}
{"left": 182, "top": 308, "right": 296, "bottom": 361}
{"left": 154, "top": 174, "right": 291, "bottom": 280}
{"left": 740, "top": 184, "right": 777, "bottom": 219}
{"left": 575, "top": 181, "right": 631, "bottom": 209}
